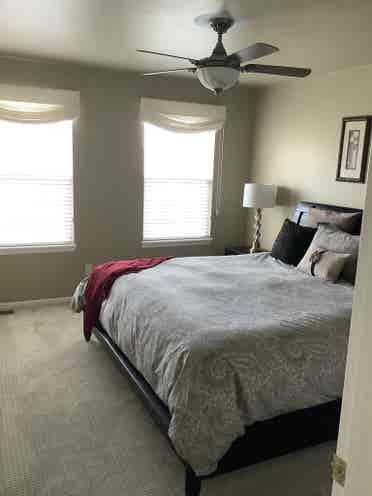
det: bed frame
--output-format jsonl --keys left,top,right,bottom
{"left": 85, "top": 201, "right": 362, "bottom": 496}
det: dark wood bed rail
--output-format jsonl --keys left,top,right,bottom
{"left": 92, "top": 324, "right": 171, "bottom": 434}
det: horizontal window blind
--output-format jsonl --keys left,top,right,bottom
{"left": 0, "top": 118, "right": 74, "bottom": 249}
{"left": 143, "top": 123, "right": 216, "bottom": 242}
{"left": 144, "top": 179, "right": 212, "bottom": 240}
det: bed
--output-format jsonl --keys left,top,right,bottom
{"left": 84, "top": 201, "right": 362, "bottom": 495}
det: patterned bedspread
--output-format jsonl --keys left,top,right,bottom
{"left": 99, "top": 253, "right": 352, "bottom": 475}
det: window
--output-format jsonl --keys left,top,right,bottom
{"left": 143, "top": 123, "right": 217, "bottom": 243}
{"left": 140, "top": 97, "right": 226, "bottom": 246}
{"left": 0, "top": 118, "right": 74, "bottom": 253}
{"left": 0, "top": 85, "right": 79, "bottom": 254}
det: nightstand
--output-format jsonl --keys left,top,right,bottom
{"left": 224, "top": 246, "right": 252, "bottom": 255}
{"left": 224, "top": 246, "right": 267, "bottom": 255}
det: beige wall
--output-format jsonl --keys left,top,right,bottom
{"left": 249, "top": 64, "right": 371, "bottom": 249}
{"left": 0, "top": 58, "right": 257, "bottom": 302}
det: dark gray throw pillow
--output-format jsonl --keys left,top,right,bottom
{"left": 271, "top": 219, "right": 317, "bottom": 266}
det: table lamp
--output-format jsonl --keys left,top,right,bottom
{"left": 243, "top": 183, "right": 277, "bottom": 254}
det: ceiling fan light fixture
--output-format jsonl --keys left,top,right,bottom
{"left": 197, "top": 66, "right": 240, "bottom": 94}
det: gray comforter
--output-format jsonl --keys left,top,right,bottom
{"left": 99, "top": 253, "right": 352, "bottom": 475}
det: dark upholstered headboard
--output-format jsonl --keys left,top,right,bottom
{"left": 292, "top": 201, "right": 363, "bottom": 235}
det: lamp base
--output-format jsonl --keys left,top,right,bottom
{"left": 250, "top": 208, "right": 262, "bottom": 254}
{"left": 250, "top": 244, "right": 261, "bottom": 255}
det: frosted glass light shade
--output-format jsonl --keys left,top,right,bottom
{"left": 243, "top": 183, "right": 277, "bottom": 208}
{"left": 197, "top": 67, "right": 240, "bottom": 93}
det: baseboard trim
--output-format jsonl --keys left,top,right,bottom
{"left": 0, "top": 296, "right": 70, "bottom": 311}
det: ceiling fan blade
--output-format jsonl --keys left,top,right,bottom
{"left": 137, "top": 49, "right": 198, "bottom": 65}
{"left": 227, "top": 43, "right": 279, "bottom": 64}
{"left": 143, "top": 68, "right": 196, "bottom": 76}
{"left": 241, "top": 64, "right": 311, "bottom": 77}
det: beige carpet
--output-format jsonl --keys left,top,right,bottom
{"left": 0, "top": 304, "right": 335, "bottom": 496}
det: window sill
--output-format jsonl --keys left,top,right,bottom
{"left": 0, "top": 244, "right": 76, "bottom": 255}
{"left": 142, "top": 237, "right": 213, "bottom": 248}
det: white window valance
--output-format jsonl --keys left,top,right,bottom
{"left": 140, "top": 97, "right": 226, "bottom": 133}
{"left": 0, "top": 84, "right": 80, "bottom": 123}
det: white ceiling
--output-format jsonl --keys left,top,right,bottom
{"left": 1, "top": 0, "right": 372, "bottom": 85}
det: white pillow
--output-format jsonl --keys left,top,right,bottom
{"left": 297, "top": 224, "right": 359, "bottom": 283}
{"left": 298, "top": 247, "right": 350, "bottom": 282}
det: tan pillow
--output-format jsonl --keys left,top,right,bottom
{"left": 298, "top": 247, "right": 350, "bottom": 282}
{"left": 301, "top": 224, "right": 359, "bottom": 283}
{"left": 307, "top": 208, "right": 361, "bottom": 234}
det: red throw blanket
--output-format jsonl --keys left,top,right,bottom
{"left": 83, "top": 257, "right": 171, "bottom": 341}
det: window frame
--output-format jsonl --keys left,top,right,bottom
{"left": 0, "top": 118, "right": 78, "bottom": 255}
{"left": 141, "top": 125, "right": 223, "bottom": 248}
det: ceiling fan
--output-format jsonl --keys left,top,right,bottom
{"left": 137, "top": 10, "right": 311, "bottom": 95}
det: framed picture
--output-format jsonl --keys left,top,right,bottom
{"left": 336, "top": 116, "right": 371, "bottom": 183}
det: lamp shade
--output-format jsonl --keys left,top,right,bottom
{"left": 243, "top": 184, "right": 277, "bottom": 208}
